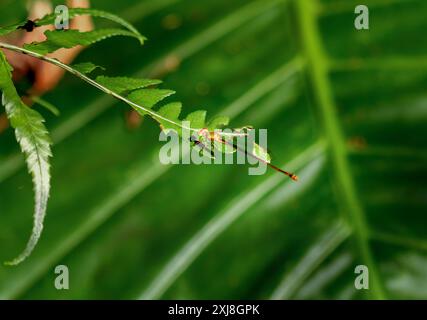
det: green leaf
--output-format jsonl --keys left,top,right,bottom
{"left": 35, "top": 8, "right": 146, "bottom": 44}
{"left": 185, "top": 110, "right": 207, "bottom": 129}
{"left": 158, "top": 102, "right": 182, "bottom": 121}
{"left": 0, "top": 52, "right": 52, "bottom": 266}
{"left": 127, "top": 89, "right": 175, "bottom": 112}
{"left": 24, "top": 29, "right": 142, "bottom": 55}
{"left": 208, "top": 116, "right": 229, "bottom": 131}
{"left": 72, "top": 62, "right": 105, "bottom": 75}
{"left": 158, "top": 102, "right": 182, "bottom": 133}
{"left": 95, "top": 76, "right": 161, "bottom": 94}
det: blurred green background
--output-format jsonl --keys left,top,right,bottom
{"left": 0, "top": 0, "right": 426, "bottom": 299}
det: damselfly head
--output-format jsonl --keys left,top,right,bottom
{"left": 290, "top": 174, "right": 298, "bottom": 181}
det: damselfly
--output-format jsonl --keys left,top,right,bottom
{"left": 191, "top": 128, "right": 298, "bottom": 181}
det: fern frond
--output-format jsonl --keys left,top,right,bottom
{"left": 35, "top": 8, "right": 145, "bottom": 44}
{"left": 0, "top": 52, "right": 52, "bottom": 266}
{"left": 24, "top": 29, "right": 142, "bottom": 54}
{"left": 0, "top": 6, "right": 297, "bottom": 265}
{"left": 0, "top": 8, "right": 145, "bottom": 44}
